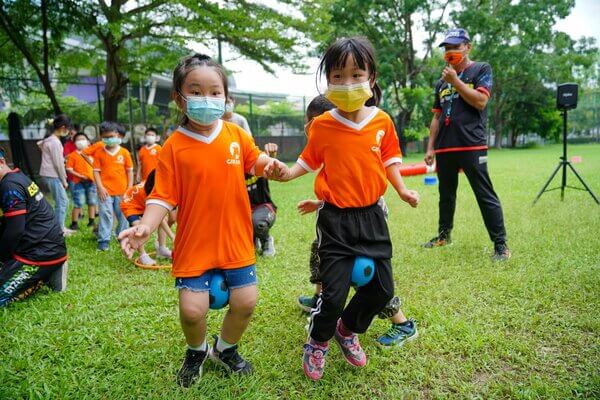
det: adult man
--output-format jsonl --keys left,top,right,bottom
{"left": 0, "top": 146, "right": 68, "bottom": 306}
{"left": 423, "top": 28, "right": 510, "bottom": 261}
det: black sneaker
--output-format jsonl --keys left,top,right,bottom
{"left": 492, "top": 243, "right": 511, "bottom": 262}
{"left": 209, "top": 335, "right": 253, "bottom": 375}
{"left": 69, "top": 221, "right": 79, "bottom": 230}
{"left": 87, "top": 219, "right": 95, "bottom": 227}
{"left": 422, "top": 232, "right": 451, "bottom": 248}
{"left": 176, "top": 348, "right": 208, "bottom": 388}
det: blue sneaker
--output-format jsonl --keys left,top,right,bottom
{"left": 97, "top": 241, "right": 109, "bottom": 251}
{"left": 376, "top": 319, "right": 418, "bottom": 347}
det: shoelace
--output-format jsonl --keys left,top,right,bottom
{"left": 341, "top": 334, "right": 362, "bottom": 355}
{"left": 385, "top": 325, "right": 408, "bottom": 339}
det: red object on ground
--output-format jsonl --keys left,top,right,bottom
{"left": 398, "top": 162, "right": 437, "bottom": 176}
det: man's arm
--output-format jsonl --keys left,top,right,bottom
{"left": 0, "top": 214, "right": 25, "bottom": 261}
{"left": 425, "top": 113, "right": 441, "bottom": 166}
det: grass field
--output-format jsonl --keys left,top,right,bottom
{"left": 1, "top": 143, "right": 599, "bottom": 399}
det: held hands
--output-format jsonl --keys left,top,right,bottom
{"left": 297, "top": 199, "right": 323, "bottom": 215}
{"left": 400, "top": 188, "right": 420, "bottom": 208}
{"left": 118, "top": 224, "right": 152, "bottom": 259}
{"left": 263, "top": 158, "right": 290, "bottom": 181}
{"left": 442, "top": 66, "right": 459, "bottom": 86}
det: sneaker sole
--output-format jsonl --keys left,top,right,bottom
{"left": 376, "top": 329, "right": 419, "bottom": 348}
{"left": 333, "top": 335, "right": 367, "bottom": 368}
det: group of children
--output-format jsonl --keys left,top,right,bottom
{"left": 118, "top": 36, "right": 420, "bottom": 386}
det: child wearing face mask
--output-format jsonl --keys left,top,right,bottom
{"left": 93, "top": 121, "right": 134, "bottom": 251}
{"left": 267, "top": 37, "right": 420, "bottom": 381}
{"left": 136, "top": 128, "right": 162, "bottom": 183}
{"left": 118, "top": 54, "right": 286, "bottom": 387}
{"left": 65, "top": 132, "right": 97, "bottom": 231}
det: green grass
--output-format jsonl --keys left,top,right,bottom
{"left": 1, "top": 144, "right": 599, "bottom": 399}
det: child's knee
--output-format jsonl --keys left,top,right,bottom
{"left": 179, "top": 303, "right": 209, "bottom": 324}
{"left": 229, "top": 296, "right": 257, "bottom": 317}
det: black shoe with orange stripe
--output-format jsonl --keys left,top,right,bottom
{"left": 422, "top": 232, "right": 452, "bottom": 248}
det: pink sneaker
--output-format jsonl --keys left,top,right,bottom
{"left": 302, "top": 339, "right": 328, "bottom": 381}
{"left": 333, "top": 319, "right": 367, "bottom": 367}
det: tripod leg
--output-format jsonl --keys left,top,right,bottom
{"left": 533, "top": 162, "right": 563, "bottom": 205}
{"left": 566, "top": 162, "right": 600, "bottom": 204}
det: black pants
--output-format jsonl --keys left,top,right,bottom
{"left": 437, "top": 150, "right": 507, "bottom": 244}
{"left": 0, "top": 258, "right": 65, "bottom": 307}
{"left": 252, "top": 203, "right": 276, "bottom": 243}
{"left": 309, "top": 202, "right": 394, "bottom": 343}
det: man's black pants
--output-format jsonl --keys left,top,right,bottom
{"left": 436, "top": 149, "right": 507, "bottom": 244}
{"left": 309, "top": 202, "right": 394, "bottom": 343}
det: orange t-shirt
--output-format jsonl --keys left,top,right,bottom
{"left": 147, "top": 120, "right": 261, "bottom": 278}
{"left": 120, "top": 182, "right": 146, "bottom": 218}
{"left": 92, "top": 146, "right": 133, "bottom": 196}
{"left": 138, "top": 144, "right": 162, "bottom": 181}
{"left": 299, "top": 108, "right": 402, "bottom": 208}
{"left": 66, "top": 151, "right": 94, "bottom": 184}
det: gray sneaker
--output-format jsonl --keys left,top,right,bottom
{"left": 261, "top": 236, "right": 276, "bottom": 257}
{"left": 47, "top": 262, "right": 68, "bottom": 292}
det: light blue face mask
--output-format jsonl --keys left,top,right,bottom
{"left": 183, "top": 95, "right": 225, "bottom": 125}
{"left": 103, "top": 137, "right": 122, "bottom": 147}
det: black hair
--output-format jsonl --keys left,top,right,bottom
{"left": 53, "top": 114, "right": 71, "bottom": 131}
{"left": 145, "top": 127, "right": 158, "bottom": 135}
{"left": 317, "top": 37, "right": 382, "bottom": 107}
{"left": 99, "top": 121, "right": 125, "bottom": 136}
{"left": 306, "top": 95, "right": 335, "bottom": 121}
{"left": 144, "top": 169, "right": 156, "bottom": 195}
{"left": 73, "top": 132, "right": 89, "bottom": 141}
{"left": 172, "top": 53, "right": 229, "bottom": 125}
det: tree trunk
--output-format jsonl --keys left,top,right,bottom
{"left": 396, "top": 109, "right": 412, "bottom": 156}
{"left": 493, "top": 102, "right": 503, "bottom": 149}
{"left": 102, "top": 42, "right": 128, "bottom": 121}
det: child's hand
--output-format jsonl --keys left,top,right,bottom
{"left": 297, "top": 199, "right": 322, "bottom": 215}
{"left": 263, "top": 159, "right": 289, "bottom": 181}
{"left": 400, "top": 188, "right": 420, "bottom": 208}
{"left": 98, "top": 186, "right": 109, "bottom": 202}
{"left": 118, "top": 224, "right": 151, "bottom": 259}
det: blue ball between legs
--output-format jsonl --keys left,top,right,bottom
{"left": 209, "top": 271, "right": 229, "bottom": 310}
{"left": 352, "top": 256, "right": 375, "bottom": 287}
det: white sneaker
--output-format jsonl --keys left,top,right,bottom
{"left": 262, "top": 236, "right": 276, "bottom": 257}
{"left": 139, "top": 253, "right": 157, "bottom": 266}
{"left": 157, "top": 246, "right": 172, "bottom": 259}
{"left": 63, "top": 228, "right": 76, "bottom": 237}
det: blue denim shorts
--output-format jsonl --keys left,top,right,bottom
{"left": 72, "top": 181, "right": 98, "bottom": 208}
{"left": 175, "top": 264, "right": 257, "bottom": 292}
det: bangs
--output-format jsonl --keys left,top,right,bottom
{"left": 319, "top": 37, "right": 376, "bottom": 77}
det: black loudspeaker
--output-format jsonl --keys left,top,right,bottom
{"left": 557, "top": 83, "right": 578, "bottom": 110}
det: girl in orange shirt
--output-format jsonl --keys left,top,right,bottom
{"left": 270, "top": 37, "right": 420, "bottom": 380}
{"left": 118, "top": 54, "right": 285, "bottom": 387}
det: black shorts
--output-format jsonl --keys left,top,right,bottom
{"left": 0, "top": 259, "right": 66, "bottom": 307}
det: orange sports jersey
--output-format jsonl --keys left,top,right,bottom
{"left": 138, "top": 144, "right": 162, "bottom": 181}
{"left": 147, "top": 120, "right": 261, "bottom": 278}
{"left": 66, "top": 151, "right": 94, "bottom": 184}
{"left": 92, "top": 146, "right": 133, "bottom": 196}
{"left": 120, "top": 182, "right": 147, "bottom": 218}
{"left": 299, "top": 108, "right": 402, "bottom": 208}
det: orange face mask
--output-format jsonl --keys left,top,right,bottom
{"left": 444, "top": 50, "right": 464, "bottom": 65}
